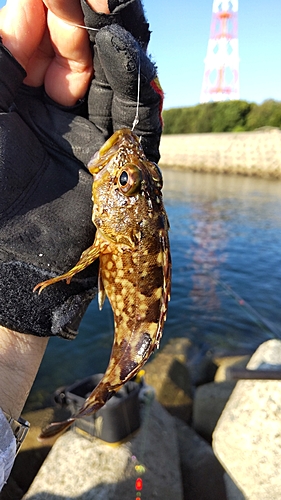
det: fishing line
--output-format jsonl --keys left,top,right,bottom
{"left": 212, "top": 276, "right": 281, "bottom": 339}
{"left": 61, "top": 20, "right": 100, "bottom": 32}
{"left": 131, "top": 55, "right": 141, "bottom": 132}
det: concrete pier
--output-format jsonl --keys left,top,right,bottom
{"left": 159, "top": 128, "right": 281, "bottom": 178}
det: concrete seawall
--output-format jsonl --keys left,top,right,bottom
{"left": 159, "top": 128, "right": 281, "bottom": 178}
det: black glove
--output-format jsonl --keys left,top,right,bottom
{"left": 0, "top": 2, "right": 163, "bottom": 339}
{"left": 0, "top": 44, "right": 98, "bottom": 340}
{"left": 82, "top": 0, "right": 163, "bottom": 162}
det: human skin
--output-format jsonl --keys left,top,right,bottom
{"left": 0, "top": 0, "right": 109, "bottom": 421}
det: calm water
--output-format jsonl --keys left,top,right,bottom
{"left": 26, "top": 169, "right": 281, "bottom": 410}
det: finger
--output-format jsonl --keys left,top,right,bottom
{"left": 86, "top": 0, "right": 110, "bottom": 14}
{"left": 43, "top": 1, "right": 93, "bottom": 105}
{"left": 43, "top": 0, "right": 85, "bottom": 25}
{"left": 0, "top": 0, "right": 46, "bottom": 70}
{"left": 24, "top": 28, "right": 55, "bottom": 88}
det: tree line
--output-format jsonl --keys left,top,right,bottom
{"left": 162, "top": 99, "right": 281, "bottom": 134}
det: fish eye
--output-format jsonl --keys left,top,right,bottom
{"left": 117, "top": 164, "right": 142, "bottom": 196}
{"left": 119, "top": 171, "right": 129, "bottom": 186}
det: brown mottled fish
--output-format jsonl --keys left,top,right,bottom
{"left": 34, "top": 128, "right": 171, "bottom": 440}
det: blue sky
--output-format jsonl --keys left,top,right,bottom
{"left": 143, "top": 0, "right": 281, "bottom": 109}
{"left": 1, "top": 1, "right": 280, "bottom": 109}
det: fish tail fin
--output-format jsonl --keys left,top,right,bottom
{"left": 38, "top": 417, "right": 75, "bottom": 441}
{"left": 38, "top": 383, "right": 113, "bottom": 441}
{"left": 77, "top": 382, "right": 115, "bottom": 419}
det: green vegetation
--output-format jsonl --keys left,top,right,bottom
{"left": 162, "top": 99, "right": 281, "bottom": 134}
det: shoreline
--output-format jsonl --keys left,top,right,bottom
{"left": 159, "top": 128, "right": 281, "bottom": 178}
{"left": 8, "top": 338, "right": 280, "bottom": 499}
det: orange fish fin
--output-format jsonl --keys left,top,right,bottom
{"left": 33, "top": 231, "right": 109, "bottom": 294}
{"left": 38, "top": 418, "right": 75, "bottom": 441}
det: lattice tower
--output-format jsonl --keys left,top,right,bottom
{"left": 200, "top": 0, "right": 239, "bottom": 103}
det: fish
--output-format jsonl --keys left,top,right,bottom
{"left": 34, "top": 128, "right": 171, "bottom": 440}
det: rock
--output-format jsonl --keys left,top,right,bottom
{"left": 23, "top": 400, "right": 183, "bottom": 500}
{"left": 223, "top": 473, "right": 246, "bottom": 500}
{"left": 144, "top": 338, "right": 193, "bottom": 422}
{"left": 185, "top": 343, "right": 217, "bottom": 386}
{"left": 213, "top": 355, "right": 251, "bottom": 382}
{"left": 175, "top": 419, "right": 227, "bottom": 500}
{"left": 213, "top": 339, "right": 281, "bottom": 500}
{"left": 192, "top": 381, "right": 236, "bottom": 442}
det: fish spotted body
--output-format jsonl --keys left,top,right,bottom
{"left": 34, "top": 128, "right": 171, "bottom": 439}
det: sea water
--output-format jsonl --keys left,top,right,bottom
{"left": 26, "top": 169, "right": 281, "bottom": 410}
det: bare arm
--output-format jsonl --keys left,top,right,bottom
{"left": 0, "top": 328, "right": 48, "bottom": 420}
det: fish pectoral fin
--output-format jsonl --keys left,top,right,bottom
{"left": 77, "top": 238, "right": 102, "bottom": 267}
{"left": 33, "top": 231, "right": 110, "bottom": 294}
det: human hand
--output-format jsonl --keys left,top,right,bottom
{"left": 0, "top": 0, "right": 110, "bottom": 106}
{"left": 0, "top": 0, "right": 95, "bottom": 106}
{"left": 0, "top": 0, "right": 162, "bottom": 342}
{"left": 0, "top": 0, "right": 162, "bottom": 454}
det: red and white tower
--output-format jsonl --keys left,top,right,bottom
{"left": 200, "top": 0, "right": 239, "bottom": 103}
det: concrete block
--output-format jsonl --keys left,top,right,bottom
{"left": 144, "top": 338, "right": 193, "bottom": 422}
{"left": 185, "top": 343, "right": 217, "bottom": 386}
{"left": 192, "top": 381, "right": 236, "bottom": 442}
{"left": 213, "top": 340, "right": 281, "bottom": 500}
{"left": 214, "top": 355, "right": 251, "bottom": 382}
{"left": 23, "top": 400, "right": 183, "bottom": 500}
{"left": 175, "top": 419, "right": 227, "bottom": 500}
{"left": 224, "top": 473, "right": 246, "bottom": 500}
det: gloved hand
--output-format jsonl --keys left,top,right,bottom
{"left": 0, "top": 0, "right": 163, "bottom": 339}
{"left": 81, "top": 0, "right": 163, "bottom": 162}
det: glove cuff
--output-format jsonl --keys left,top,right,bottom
{"left": 0, "top": 260, "right": 97, "bottom": 339}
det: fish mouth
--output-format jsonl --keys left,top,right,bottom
{"left": 88, "top": 147, "right": 118, "bottom": 180}
{"left": 92, "top": 163, "right": 109, "bottom": 181}
{"left": 87, "top": 128, "right": 140, "bottom": 178}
